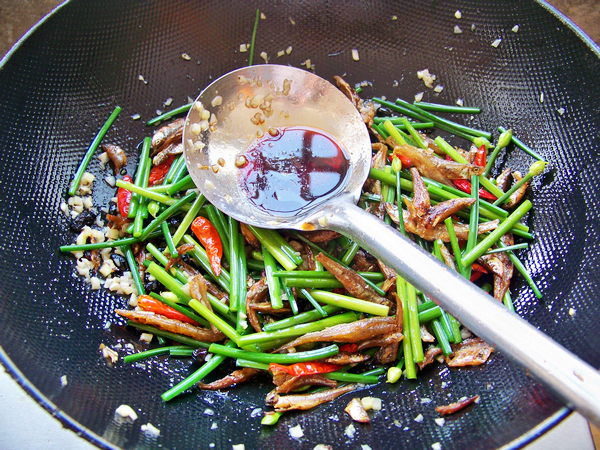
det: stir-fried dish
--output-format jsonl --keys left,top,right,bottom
{"left": 60, "top": 73, "right": 546, "bottom": 426}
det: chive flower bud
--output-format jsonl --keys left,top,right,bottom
{"left": 497, "top": 128, "right": 513, "bottom": 149}
{"left": 473, "top": 136, "right": 492, "bottom": 149}
{"left": 391, "top": 156, "right": 402, "bottom": 173}
{"left": 528, "top": 160, "right": 547, "bottom": 177}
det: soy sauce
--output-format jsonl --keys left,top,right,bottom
{"left": 238, "top": 126, "right": 350, "bottom": 215}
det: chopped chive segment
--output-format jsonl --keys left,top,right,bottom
{"left": 161, "top": 340, "right": 236, "bottom": 402}
{"left": 496, "top": 240, "right": 543, "bottom": 299}
{"left": 498, "top": 126, "right": 546, "bottom": 162}
{"left": 462, "top": 200, "right": 533, "bottom": 266}
{"left": 123, "top": 244, "right": 145, "bottom": 296}
{"left": 189, "top": 300, "right": 241, "bottom": 345}
{"left": 237, "top": 311, "right": 358, "bottom": 346}
{"left": 485, "top": 243, "right": 528, "bottom": 254}
{"left": 262, "top": 305, "right": 342, "bottom": 332}
{"left": 124, "top": 345, "right": 190, "bottom": 363}
{"left": 161, "top": 222, "right": 178, "bottom": 257}
{"left": 262, "top": 243, "right": 284, "bottom": 310}
{"left": 127, "top": 321, "right": 210, "bottom": 349}
{"left": 406, "top": 282, "right": 424, "bottom": 363}
{"left": 248, "top": 9, "right": 260, "bottom": 66}
{"left": 59, "top": 230, "right": 162, "bottom": 252}
{"left": 308, "top": 290, "right": 389, "bottom": 316}
{"left": 208, "top": 343, "right": 339, "bottom": 364}
{"left": 413, "top": 101, "right": 481, "bottom": 114}
{"left": 149, "top": 292, "right": 210, "bottom": 328}
{"left": 171, "top": 193, "right": 206, "bottom": 246}
{"left": 166, "top": 174, "right": 195, "bottom": 196}
{"left": 300, "top": 288, "right": 328, "bottom": 317}
{"left": 247, "top": 225, "right": 301, "bottom": 270}
{"left": 68, "top": 106, "right": 121, "bottom": 196}
{"left": 147, "top": 103, "right": 192, "bottom": 126}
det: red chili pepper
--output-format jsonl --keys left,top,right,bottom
{"left": 268, "top": 362, "right": 342, "bottom": 376}
{"left": 137, "top": 295, "right": 198, "bottom": 325}
{"left": 388, "top": 154, "right": 412, "bottom": 169}
{"left": 148, "top": 154, "right": 176, "bottom": 187}
{"left": 474, "top": 145, "right": 487, "bottom": 167}
{"left": 191, "top": 217, "right": 223, "bottom": 276}
{"left": 339, "top": 343, "right": 358, "bottom": 353}
{"left": 117, "top": 174, "right": 133, "bottom": 217}
{"left": 452, "top": 179, "right": 497, "bottom": 201}
{"left": 470, "top": 271, "right": 484, "bottom": 282}
{"left": 472, "top": 263, "right": 488, "bottom": 273}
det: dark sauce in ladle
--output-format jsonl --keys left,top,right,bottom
{"left": 238, "top": 126, "right": 350, "bottom": 216}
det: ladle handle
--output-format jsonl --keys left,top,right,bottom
{"left": 323, "top": 200, "right": 600, "bottom": 427}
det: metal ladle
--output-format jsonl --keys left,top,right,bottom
{"left": 183, "top": 64, "right": 600, "bottom": 426}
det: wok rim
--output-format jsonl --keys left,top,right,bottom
{"left": 0, "top": 0, "right": 597, "bottom": 448}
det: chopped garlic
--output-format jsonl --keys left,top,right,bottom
{"left": 115, "top": 404, "right": 138, "bottom": 421}
{"left": 512, "top": 25, "right": 519, "bottom": 33}
{"left": 277, "top": 50, "right": 285, "bottom": 57}
{"left": 432, "top": 443, "right": 442, "bottom": 450}
{"left": 435, "top": 417, "right": 446, "bottom": 427}
{"left": 569, "top": 307, "right": 576, "bottom": 316}
{"left": 239, "top": 43, "right": 248, "bottom": 52}
{"left": 391, "top": 15, "right": 398, "bottom": 20}
{"left": 491, "top": 38, "right": 502, "bottom": 48}
{"left": 456, "top": 98, "right": 464, "bottom": 107}
{"left": 454, "top": 25, "right": 462, "bottom": 34}
{"left": 414, "top": 413, "right": 424, "bottom": 423}
{"left": 455, "top": 10, "right": 462, "bottom": 19}
{"left": 344, "top": 423, "right": 356, "bottom": 438}
{"left": 139, "top": 333, "right": 153, "bottom": 343}
{"left": 211, "top": 95, "right": 223, "bottom": 107}
{"left": 141, "top": 423, "right": 160, "bottom": 437}
{"left": 540, "top": 92, "right": 544, "bottom": 103}
{"left": 260, "top": 51, "right": 268, "bottom": 63}
{"left": 286, "top": 45, "right": 292, "bottom": 55}
{"left": 352, "top": 49, "right": 360, "bottom": 61}
{"left": 557, "top": 107, "right": 565, "bottom": 115}
{"left": 138, "top": 75, "right": 148, "bottom": 84}
{"left": 181, "top": 53, "right": 191, "bottom": 60}
{"left": 60, "top": 375, "right": 68, "bottom": 387}
{"left": 289, "top": 424, "right": 304, "bottom": 440}
{"left": 414, "top": 92, "right": 424, "bottom": 102}
{"left": 434, "top": 85, "right": 444, "bottom": 93}
{"left": 260, "top": 12, "right": 266, "bottom": 19}
{"left": 232, "top": 445, "right": 245, "bottom": 450}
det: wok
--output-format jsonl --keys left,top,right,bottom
{"left": 1, "top": 1, "right": 599, "bottom": 449}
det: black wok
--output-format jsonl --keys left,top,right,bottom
{"left": 1, "top": 1, "right": 599, "bottom": 449}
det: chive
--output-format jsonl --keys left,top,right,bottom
{"left": 273, "top": 271, "right": 384, "bottom": 282}
{"left": 235, "top": 359, "right": 269, "bottom": 370}
{"left": 208, "top": 343, "right": 339, "bottom": 364}
{"left": 124, "top": 345, "right": 190, "bottom": 363}
{"left": 324, "top": 371, "right": 380, "bottom": 384}
{"left": 116, "top": 180, "right": 192, "bottom": 209}
{"left": 247, "top": 225, "right": 300, "bottom": 271}
{"left": 395, "top": 98, "right": 492, "bottom": 139}
{"left": 161, "top": 154, "right": 182, "bottom": 186}
{"left": 341, "top": 241, "right": 361, "bottom": 265}
{"left": 431, "top": 320, "right": 453, "bottom": 356}
{"left": 383, "top": 119, "right": 407, "bottom": 145}
{"left": 434, "top": 136, "right": 467, "bottom": 163}
{"left": 161, "top": 222, "right": 178, "bottom": 257}
{"left": 307, "top": 290, "right": 389, "bottom": 316}
{"left": 261, "top": 412, "right": 282, "bottom": 426}
{"left": 373, "top": 117, "right": 435, "bottom": 129}
{"left": 413, "top": 101, "right": 481, "bottom": 114}
{"left": 171, "top": 193, "right": 206, "bottom": 245}
{"left": 132, "top": 137, "right": 152, "bottom": 230}
{"left": 169, "top": 159, "right": 189, "bottom": 185}
{"left": 166, "top": 174, "right": 195, "bottom": 196}
{"left": 59, "top": 230, "right": 162, "bottom": 252}
{"left": 406, "top": 282, "right": 424, "bottom": 363}
{"left": 248, "top": 9, "right": 261, "bottom": 66}
{"left": 68, "top": 106, "right": 121, "bottom": 196}
{"left": 145, "top": 260, "right": 192, "bottom": 303}
{"left": 483, "top": 128, "right": 512, "bottom": 177}
{"left": 262, "top": 242, "right": 284, "bottom": 310}
{"left": 145, "top": 243, "right": 188, "bottom": 283}
{"left": 280, "top": 277, "right": 299, "bottom": 315}
{"left": 122, "top": 244, "right": 145, "bottom": 296}
{"left": 496, "top": 240, "right": 543, "bottom": 299}
{"left": 401, "top": 117, "right": 427, "bottom": 149}
{"left": 161, "top": 340, "right": 236, "bottom": 402}
{"left": 397, "top": 277, "right": 416, "bottom": 379}
{"left": 228, "top": 217, "right": 241, "bottom": 312}
{"left": 463, "top": 175, "right": 481, "bottom": 279}
{"left": 478, "top": 175, "right": 506, "bottom": 200}
{"left": 462, "top": 200, "right": 532, "bottom": 266}
{"left": 485, "top": 243, "right": 528, "bottom": 254}
{"left": 503, "top": 290, "right": 515, "bottom": 312}
{"left": 147, "top": 103, "right": 192, "bottom": 126}
{"left": 300, "top": 288, "right": 328, "bottom": 317}
{"left": 498, "top": 126, "right": 546, "bottom": 162}
{"left": 417, "top": 305, "right": 442, "bottom": 322}
{"left": 263, "top": 305, "right": 342, "bottom": 331}
{"left": 205, "top": 205, "right": 231, "bottom": 262}
{"left": 283, "top": 278, "right": 344, "bottom": 289}
{"left": 170, "top": 348, "right": 196, "bottom": 357}
{"left": 236, "top": 235, "right": 248, "bottom": 332}
{"left": 139, "top": 191, "right": 196, "bottom": 241}
{"left": 165, "top": 156, "right": 186, "bottom": 184}
{"left": 148, "top": 292, "right": 210, "bottom": 329}
{"left": 237, "top": 311, "right": 358, "bottom": 346}
{"left": 127, "top": 321, "right": 210, "bottom": 349}
{"left": 189, "top": 300, "right": 241, "bottom": 345}
{"left": 128, "top": 138, "right": 152, "bottom": 219}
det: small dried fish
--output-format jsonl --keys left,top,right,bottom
{"left": 447, "top": 338, "right": 495, "bottom": 367}
{"left": 198, "top": 368, "right": 261, "bottom": 390}
{"left": 345, "top": 398, "right": 370, "bottom": 423}
{"left": 103, "top": 144, "right": 127, "bottom": 173}
{"left": 266, "top": 384, "right": 356, "bottom": 412}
